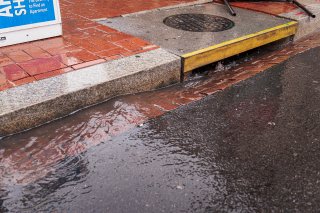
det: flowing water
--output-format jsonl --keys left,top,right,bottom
{"left": 1, "top": 47, "right": 320, "bottom": 212}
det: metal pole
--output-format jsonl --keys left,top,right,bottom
{"left": 223, "top": 0, "right": 237, "bottom": 16}
{"left": 292, "top": 0, "right": 316, "bottom": 18}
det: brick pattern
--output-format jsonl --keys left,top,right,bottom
{"left": 213, "top": 0, "right": 297, "bottom": 15}
{"left": 0, "top": 0, "right": 197, "bottom": 91}
{"left": 230, "top": 2, "right": 296, "bottom": 15}
{"left": 1, "top": 33, "right": 320, "bottom": 185}
{"left": 216, "top": 0, "right": 319, "bottom": 19}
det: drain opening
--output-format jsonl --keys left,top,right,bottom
{"left": 163, "top": 13, "right": 235, "bottom": 32}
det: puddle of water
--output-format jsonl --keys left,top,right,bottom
{"left": 1, "top": 47, "right": 320, "bottom": 212}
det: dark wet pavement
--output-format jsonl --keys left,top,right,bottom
{"left": 1, "top": 47, "right": 320, "bottom": 212}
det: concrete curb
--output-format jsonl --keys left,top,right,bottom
{"left": 0, "top": 48, "right": 181, "bottom": 137}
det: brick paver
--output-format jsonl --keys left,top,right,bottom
{"left": 230, "top": 2, "right": 296, "bottom": 15}
{"left": 0, "top": 0, "right": 196, "bottom": 91}
{"left": 213, "top": 0, "right": 297, "bottom": 15}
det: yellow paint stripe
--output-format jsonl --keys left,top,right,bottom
{"left": 182, "top": 21, "right": 298, "bottom": 72}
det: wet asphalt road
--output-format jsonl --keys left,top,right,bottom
{"left": 1, "top": 47, "right": 320, "bottom": 212}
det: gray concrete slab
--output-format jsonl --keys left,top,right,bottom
{"left": 0, "top": 48, "right": 181, "bottom": 137}
{"left": 100, "top": 3, "right": 292, "bottom": 56}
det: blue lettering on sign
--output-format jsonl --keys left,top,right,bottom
{"left": 0, "top": 0, "right": 56, "bottom": 29}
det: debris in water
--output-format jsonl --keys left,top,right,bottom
{"left": 177, "top": 185, "right": 184, "bottom": 190}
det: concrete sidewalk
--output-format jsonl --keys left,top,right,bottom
{"left": 0, "top": 0, "right": 320, "bottom": 137}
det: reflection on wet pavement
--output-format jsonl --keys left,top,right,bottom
{"left": 1, "top": 47, "right": 320, "bottom": 211}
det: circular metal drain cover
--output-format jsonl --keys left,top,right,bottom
{"left": 163, "top": 13, "right": 234, "bottom": 32}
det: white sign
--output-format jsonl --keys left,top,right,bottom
{"left": 0, "top": 0, "right": 62, "bottom": 47}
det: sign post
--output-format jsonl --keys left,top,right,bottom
{"left": 0, "top": 0, "right": 62, "bottom": 47}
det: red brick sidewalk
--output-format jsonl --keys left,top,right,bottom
{"left": 213, "top": 0, "right": 299, "bottom": 15}
{"left": 0, "top": 0, "right": 196, "bottom": 91}
{"left": 230, "top": 1, "right": 296, "bottom": 15}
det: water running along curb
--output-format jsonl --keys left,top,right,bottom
{"left": 0, "top": 48, "right": 181, "bottom": 137}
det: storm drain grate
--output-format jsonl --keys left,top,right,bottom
{"left": 163, "top": 13, "right": 235, "bottom": 32}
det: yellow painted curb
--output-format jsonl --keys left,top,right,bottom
{"left": 182, "top": 21, "right": 298, "bottom": 73}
